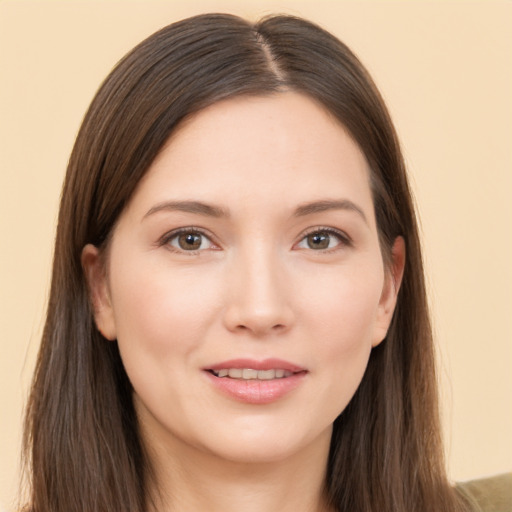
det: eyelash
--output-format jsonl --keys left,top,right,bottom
{"left": 296, "top": 227, "right": 353, "bottom": 253}
{"left": 158, "top": 226, "right": 352, "bottom": 255}
{"left": 159, "top": 227, "right": 218, "bottom": 255}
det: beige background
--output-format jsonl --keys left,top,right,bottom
{"left": 0, "top": 0, "right": 511, "bottom": 509}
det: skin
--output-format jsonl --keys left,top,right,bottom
{"left": 82, "top": 92, "right": 404, "bottom": 512}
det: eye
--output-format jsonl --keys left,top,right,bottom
{"left": 163, "top": 229, "right": 216, "bottom": 253}
{"left": 296, "top": 228, "right": 350, "bottom": 251}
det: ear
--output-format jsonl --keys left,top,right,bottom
{"left": 81, "top": 244, "right": 117, "bottom": 340}
{"left": 372, "top": 236, "right": 406, "bottom": 347}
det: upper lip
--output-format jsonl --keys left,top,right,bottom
{"left": 204, "top": 358, "right": 306, "bottom": 373}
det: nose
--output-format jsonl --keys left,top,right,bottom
{"left": 222, "top": 246, "right": 295, "bottom": 337}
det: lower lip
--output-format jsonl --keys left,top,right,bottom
{"left": 204, "top": 371, "right": 307, "bottom": 404}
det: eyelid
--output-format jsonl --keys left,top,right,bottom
{"left": 294, "top": 226, "right": 353, "bottom": 251}
{"left": 157, "top": 225, "right": 352, "bottom": 254}
{"left": 158, "top": 226, "right": 220, "bottom": 253}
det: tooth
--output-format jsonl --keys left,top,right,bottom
{"left": 214, "top": 368, "right": 296, "bottom": 380}
{"left": 257, "top": 369, "right": 276, "bottom": 380}
{"left": 242, "top": 369, "right": 258, "bottom": 380}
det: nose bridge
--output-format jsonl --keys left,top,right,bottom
{"left": 223, "top": 241, "right": 294, "bottom": 336}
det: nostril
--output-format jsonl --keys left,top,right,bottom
{"left": 223, "top": 296, "right": 295, "bottom": 335}
{"left": 233, "top": 322, "right": 287, "bottom": 335}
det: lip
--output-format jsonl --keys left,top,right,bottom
{"left": 205, "top": 358, "right": 305, "bottom": 373}
{"left": 203, "top": 358, "right": 307, "bottom": 405}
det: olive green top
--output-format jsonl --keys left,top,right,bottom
{"left": 457, "top": 473, "right": 512, "bottom": 512}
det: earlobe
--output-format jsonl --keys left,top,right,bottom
{"left": 372, "top": 236, "right": 406, "bottom": 347}
{"left": 81, "top": 244, "right": 117, "bottom": 340}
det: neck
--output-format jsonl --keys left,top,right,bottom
{"left": 144, "top": 426, "right": 334, "bottom": 512}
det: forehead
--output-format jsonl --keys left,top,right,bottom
{"left": 127, "top": 92, "right": 374, "bottom": 221}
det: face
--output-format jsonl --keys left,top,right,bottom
{"left": 83, "top": 92, "right": 403, "bottom": 466}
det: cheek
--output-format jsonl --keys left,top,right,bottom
{"left": 107, "top": 257, "right": 226, "bottom": 425}
{"left": 297, "top": 264, "right": 383, "bottom": 408}
{"left": 108, "top": 254, "right": 223, "bottom": 359}
{"left": 301, "top": 263, "right": 384, "bottom": 346}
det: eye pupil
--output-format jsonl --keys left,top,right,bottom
{"left": 178, "top": 232, "right": 202, "bottom": 250}
{"left": 307, "top": 232, "right": 330, "bottom": 249}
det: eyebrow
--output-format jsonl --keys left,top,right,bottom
{"left": 293, "top": 199, "right": 368, "bottom": 224}
{"left": 143, "top": 200, "right": 229, "bottom": 220}
{"left": 143, "top": 198, "right": 368, "bottom": 224}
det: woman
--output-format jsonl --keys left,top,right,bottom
{"left": 22, "top": 13, "right": 476, "bottom": 512}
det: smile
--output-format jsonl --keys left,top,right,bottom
{"left": 210, "top": 368, "right": 295, "bottom": 380}
{"left": 204, "top": 358, "right": 307, "bottom": 404}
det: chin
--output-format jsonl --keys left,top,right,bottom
{"left": 195, "top": 420, "right": 334, "bottom": 466}
{"left": 205, "top": 441, "right": 304, "bottom": 465}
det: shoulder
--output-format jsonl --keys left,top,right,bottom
{"left": 456, "top": 473, "right": 512, "bottom": 512}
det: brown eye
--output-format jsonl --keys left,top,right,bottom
{"left": 177, "top": 232, "right": 203, "bottom": 250}
{"left": 296, "top": 229, "right": 349, "bottom": 251}
{"left": 165, "top": 230, "right": 214, "bottom": 252}
{"left": 306, "top": 231, "right": 331, "bottom": 250}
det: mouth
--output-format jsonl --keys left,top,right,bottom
{"left": 205, "top": 358, "right": 306, "bottom": 379}
{"left": 203, "top": 359, "right": 307, "bottom": 404}
{"left": 208, "top": 368, "right": 296, "bottom": 380}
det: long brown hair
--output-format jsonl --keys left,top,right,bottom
{"left": 23, "top": 13, "right": 471, "bottom": 512}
